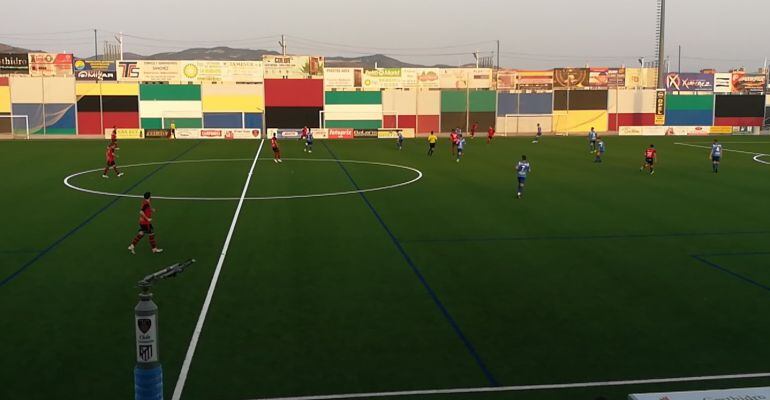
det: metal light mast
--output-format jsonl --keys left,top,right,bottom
{"left": 655, "top": 0, "right": 666, "bottom": 88}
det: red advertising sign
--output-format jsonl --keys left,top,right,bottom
{"left": 28, "top": 53, "right": 73, "bottom": 77}
{"left": 327, "top": 128, "right": 354, "bottom": 140}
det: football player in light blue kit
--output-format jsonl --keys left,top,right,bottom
{"left": 456, "top": 134, "right": 466, "bottom": 162}
{"left": 710, "top": 139, "right": 723, "bottom": 173}
{"left": 516, "top": 155, "right": 531, "bottom": 199}
{"left": 397, "top": 130, "right": 404, "bottom": 150}
{"left": 588, "top": 127, "right": 598, "bottom": 152}
{"left": 594, "top": 137, "right": 606, "bottom": 163}
{"left": 305, "top": 129, "right": 314, "bottom": 153}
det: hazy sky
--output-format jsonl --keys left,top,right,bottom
{"left": 3, "top": 0, "right": 769, "bottom": 71}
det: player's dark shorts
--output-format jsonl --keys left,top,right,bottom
{"left": 272, "top": 146, "right": 279, "bottom": 153}
{"left": 139, "top": 224, "right": 154, "bottom": 234}
{"left": 518, "top": 177, "right": 526, "bottom": 184}
{"left": 429, "top": 143, "right": 436, "bottom": 148}
{"left": 645, "top": 157, "right": 654, "bottom": 165}
{"left": 712, "top": 155, "right": 721, "bottom": 162}
{"left": 457, "top": 148, "right": 464, "bottom": 154}
{"left": 107, "top": 160, "right": 116, "bottom": 167}
{"left": 306, "top": 140, "right": 313, "bottom": 145}
{"left": 590, "top": 140, "right": 597, "bottom": 144}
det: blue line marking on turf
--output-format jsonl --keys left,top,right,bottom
{"left": 0, "top": 141, "right": 202, "bottom": 289}
{"left": 691, "top": 254, "right": 770, "bottom": 294}
{"left": 402, "top": 230, "right": 770, "bottom": 244}
{"left": 0, "top": 250, "right": 41, "bottom": 254}
{"left": 321, "top": 141, "right": 499, "bottom": 387}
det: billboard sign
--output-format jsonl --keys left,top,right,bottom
{"left": 73, "top": 59, "right": 117, "bottom": 81}
{"left": 327, "top": 128, "right": 354, "bottom": 139}
{"left": 179, "top": 60, "right": 264, "bottom": 83}
{"left": 732, "top": 72, "right": 766, "bottom": 94}
{"left": 0, "top": 53, "right": 29, "bottom": 74}
{"left": 28, "top": 53, "right": 73, "bottom": 77}
{"left": 414, "top": 68, "right": 440, "bottom": 88}
{"left": 103, "top": 128, "right": 144, "bottom": 139}
{"left": 665, "top": 73, "right": 714, "bottom": 92}
{"left": 324, "top": 67, "right": 362, "bottom": 89}
{"left": 439, "top": 68, "right": 493, "bottom": 89}
{"left": 714, "top": 72, "right": 732, "bottom": 93}
{"left": 607, "top": 68, "right": 626, "bottom": 88}
{"left": 589, "top": 67, "right": 609, "bottom": 89}
{"left": 553, "top": 68, "right": 589, "bottom": 88}
{"left": 263, "top": 55, "right": 324, "bottom": 79}
{"left": 654, "top": 89, "right": 666, "bottom": 125}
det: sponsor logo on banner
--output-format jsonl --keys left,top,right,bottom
{"left": 415, "top": 68, "right": 440, "bottom": 88}
{"left": 496, "top": 69, "right": 516, "bottom": 90}
{"left": 324, "top": 68, "right": 362, "bottom": 89}
{"left": 103, "top": 128, "right": 144, "bottom": 139}
{"left": 76, "top": 70, "right": 116, "bottom": 81}
{"left": 438, "top": 68, "right": 493, "bottom": 89}
{"left": 144, "top": 129, "right": 170, "bottom": 138}
{"left": 135, "top": 314, "right": 158, "bottom": 363}
{"left": 608, "top": 68, "right": 626, "bottom": 88}
{"left": 354, "top": 129, "right": 379, "bottom": 138}
{"left": 327, "top": 128, "right": 354, "bottom": 139}
{"left": 732, "top": 72, "right": 766, "bottom": 94}
{"left": 589, "top": 67, "right": 609, "bottom": 89}
{"left": 665, "top": 73, "right": 714, "bottom": 92}
{"left": 618, "top": 126, "right": 643, "bottom": 136}
{"left": 0, "top": 53, "right": 30, "bottom": 74}
{"left": 377, "top": 128, "right": 415, "bottom": 139}
{"left": 28, "top": 53, "right": 73, "bottom": 77}
{"left": 310, "top": 128, "right": 328, "bottom": 139}
{"left": 118, "top": 61, "right": 140, "bottom": 80}
{"left": 553, "top": 68, "right": 590, "bottom": 88}
{"left": 670, "top": 126, "right": 709, "bottom": 136}
{"left": 137, "top": 60, "right": 181, "bottom": 82}
{"left": 263, "top": 55, "right": 324, "bottom": 79}
{"left": 362, "top": 68, "right": 418, "bottom": 90}
{"left": 629, "top": 385, "right": 770, "bottom": 400}
{"left": 655, "top": 90, "right": 666, "bottom": 125}
{"left": 201, "top": 129, "right": 223, "bottom": 138}
{"left": 175, "top": 129, "right": 202, "bottom": 139}
{"left": 497, "top": 70, "right": 554, "bottom": 91}
{"left": 710, "top": 126, "right": 733, "bottom": 134}
{"left": 179, "top": 60, "right": 264, "bottom": 84}
{"left": 223, "top": 129, "right": 261, "bottom": 139}
{"left": 714, "top": 72, "right": 732, "bottom": 93}
{"left": 267, "top": 128, "right": 302, "bottom": 139}
{"left": 74, "top": 59, "right": 115, "bottom": 72}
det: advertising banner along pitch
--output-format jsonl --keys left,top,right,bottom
{"left": 179, "top": 60, "right": 264, "bottom": 84}
{"left": 665, "top": 73, "right": 714, "bottom": 92}
{"left": 324, "top": 68, "right": 363, "bottom": 89}
{"left": 73, "top": 59, "right": 116, "bottom": 81}
{"left": 732, "top": 72, "right": 766, "bottom": 94}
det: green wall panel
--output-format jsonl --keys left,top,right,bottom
{"left": 325, "top": 120, "right": 382, "bottom": 129}
{"left": 470, "top": 91, "right": 496, "bottom": 112}
{"left": 666, "top": 94, "right": 714, "bottom": 111}
{"left": 140, "top": 84, "right": 201, "bottom": 101}
{"left": 441, "top": 90, "right": 467, "bottom": 112}
{"left": 324, "top": 91, "right": 382, "bottom": 105}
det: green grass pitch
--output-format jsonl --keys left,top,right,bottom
{"left": 2, "top": 135, "right": 770, "bottom": 400}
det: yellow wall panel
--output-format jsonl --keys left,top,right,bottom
{"left": 202, "top": 95, "right": 264, "bottom": 112}
{"left": 553, "top": 110, "right": 608, "bottom": 133}
{"left": 0, "top": 87, "right": 10, "bottom": 113}
{"left": 76, "top": 83, "right": 139, "bottom": 96}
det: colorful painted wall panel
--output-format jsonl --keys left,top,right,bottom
{"left": 324, "top": 104, "right": 382, "bottom": 122}
{"left": 324, "top": 91, "right": 381, "bottom": 105}
{"left": 140, "top": 101, "right": 202, "bottom": 118}
{"left": 0, "top": 112, "right": 10, "bottom": 134}
{"left": 554, "top": 90, "right": 608, "bottom": 111}
{"left": 264, "top": 79, "right": 323, "bottom": 107}
{"left": 714, "top": 95, "right": 764, "bottom": 118}
{"left": 441, "top": 112, "right": 468, "bottom": 132}
{"left": 203, "top": 113, "right": 244, "bottom": 128}
{"left": 608, "top": 113, "right": 655, "bottom": 131}
{"left": 244, "top": 113, "right": 263, "bottom": 129}
{"left": 325, "top": 120, "right": 381, "bottom": 129}
{"left": 470, "top": 91, "right": 496, "bottom": 112}
{"left": 42, "top": 77, "right": 75, "bottom": 103}
{"left": 441, "top": 90, "right": 496, "bottom": 113}
{"left": 265, "top": 106, "right": 322, "bottom": 128}
{"left": 497, "top": 92, "right": 553, "bottom": 116}
{"left": 201, "top": 83, "right": 264, "bottom": 112}
{"left": 10, "top": 77, "right": 43, "bottom": 103}
{"left": 441, "top": 91, "right": 466, "bottom": 113}
{"left": 139, "top": 84, "right": 201, "bottom": 101}
{"left": 468, "top": 112, "right": 496, "bottom": 132}
{"left": 0, "top": 85, "right": 9, "bottom": 113}
{"left": 665, "top": 94, "right": 714, "bottom": 126}
{"left": 608, "top": 89, "right": 656, "bottom": 114}
{"left": 553, "top": 110, "right": 608, "bottom": 132}
{"left": 382, "top": 115, "right": 440, "bottom": 134}
{"left": 496, "top": 116, "right": 552, "bottom": 134}
{"left": 76, "top": 82, "right": 139, "bottom": 96}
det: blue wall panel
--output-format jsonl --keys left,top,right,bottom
{"left": 245, "top": 113, "right": 263, "bottom": 129}
{"left": 203, "top": 112, "right": 243, "bottom": 128}
{"left": 497, "top": 93, "right": 552, "bottom": 116}
{"left": 665, "top": 110, "right": 713, "bottom": 126}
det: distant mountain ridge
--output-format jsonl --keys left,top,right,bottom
{"left": 0, "top": 43, "right": 456, "bottom": 68}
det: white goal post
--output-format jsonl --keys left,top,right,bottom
{"left": 0, "top": 115, "right": 30, "bottom": 139}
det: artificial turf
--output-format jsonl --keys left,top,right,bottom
{"left": 1, "top": 134, "right": 770, "bottom": 400}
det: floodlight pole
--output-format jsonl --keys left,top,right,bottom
{"left": 134, "top": 259, "right": 196, "bottom": 400}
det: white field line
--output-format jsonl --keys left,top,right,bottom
{"left": 171, "top": 140, "right": 265, "bottom": 400}
{"left": 63, "top": 158, "right": 423, "bottom": 201}
{"left": 247, "top": 372, "right": 770, "bottom": 400}
{"left": 675, "top": 142, "right": 770, "bottom": 166}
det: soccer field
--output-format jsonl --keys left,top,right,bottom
{"left": 2, "top": 135, "right": 770, "bottom": 400}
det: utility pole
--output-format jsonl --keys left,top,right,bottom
{"left": 94, "top": 29, "right": 98, "bottom": 60}
{"left": 678, "top": 45, "right": 681, "bottom": 75}
{"left": 473, "top": 51, "right": 480, "bottom": 68}
{"left": 116, "top": 32, "right": 124, "bottom": 61}
{"left": 656, "top": 0, "right": 666, "bottom": 89}
{"left": 278, "top": 35, "right": 287, "bottom": 56}
{"left": 496, "top": 40, "right": 500, "bottom": 70}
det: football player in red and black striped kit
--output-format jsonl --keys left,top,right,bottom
{"left": 102, "top": 144, "right": 123, "bottom": 178}
{"left": 128, "top": 192, "right": 163, "bottom": 254}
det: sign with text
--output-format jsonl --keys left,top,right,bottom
{"left": 665, "top": 73, "right": 714, "bottom": 92}
{"left": 28, "top": 53, "right": 73, "bottom": 77}
{"left": 0, "top": 53, "right": 29, "bottom": 74}
{"left": 654, "top": 90, "right": 666, "bottom": 125}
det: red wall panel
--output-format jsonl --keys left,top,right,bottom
{"left": 383, "top": 115, "right": 416, "bottom": 129}
{"left": 417, "top": 115, "right": 440, "bottom": 133}
{"left": 714, "top": 117, "right": 763, "bottom": 127}
{"left": 265, "top": 79, "right": 323, "bottom": 107}
{"left": 608, "top": 113, "right": 655, "bottom": 131}
{"left": 77, "top": 112, "right": 101, "bottom": 135}
{"left": 0, "top": 77, "right": 8, "bottom": 86}
{"left": 104, "top": 112, "right": 140, "bottom": 130}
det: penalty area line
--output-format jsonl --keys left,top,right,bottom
{"left": 171, "top": 139, "right": 265, "bottom": 400}
{"left": 247, "top": 372, "right": 770, "bottom": 400}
